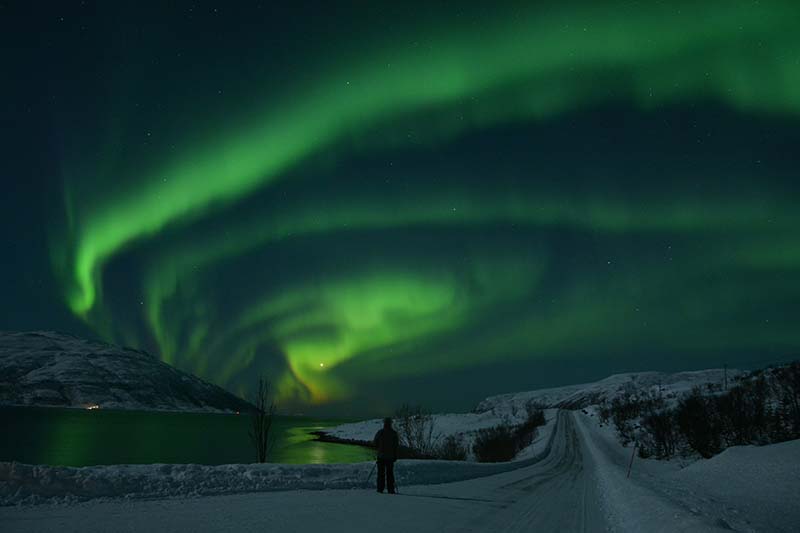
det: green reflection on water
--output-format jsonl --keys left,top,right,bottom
{"left": 0, "top": 407, "right": 374, "bottom": 466}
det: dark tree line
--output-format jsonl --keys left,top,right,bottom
{"left": 472, "top": 402, "right": 546, "bottom": 462}
{"left": 599, "top": 362, "right": 800, "bottom": 460}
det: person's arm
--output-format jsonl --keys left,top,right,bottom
{"left": 373, "top": 429, "right": 382, "bottom": 448}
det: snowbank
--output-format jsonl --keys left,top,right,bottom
{"left": 672, "top": 439, "right": 800, "bottom": 531}
{"left": 0, "top": 461, "right": 375, "bottom": 506}
{"left": 0, "top": 414, "right": 559, "bottom": 506}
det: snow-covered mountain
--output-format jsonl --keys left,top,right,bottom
{"left": 474, "top": 368, "right": 740, "bottom": 415}
{"left": 0, "top": 331, "right": 252, "bottom": 413}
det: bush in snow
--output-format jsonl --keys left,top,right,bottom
{"left": 473, "top": 425, "right": 517, "bottom": 462}
{"left": 638, "top": 410, "right": 677, "bottom": 459}
{"left": 525, "top": 401, "right": 547, "bottom": 425}
{"left": 717, "top": 376, "right": 769, "bottom": 446}
{"left": 515, "top": 404, "right": 546, "bottom": 450}
{"left": 771, "top": 361, "right": 800, "bottom": 439}
{"left": 674, "top": 387, "right": 721, "bottom": 458}
{"left": 633, "top": 363, "right": 800, "bottom": 460}
{"left": 597, "top": 402, "right": 611, "bottom": 424}
{"left": 607, "top": 389, "right": 665, "bottom": 446}
{"left": 435, "top": 435, "right": 468, "bottom": 461}
{"left": 473, "top": 406, "right": 546, "bottom": 462}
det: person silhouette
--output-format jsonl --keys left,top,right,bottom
{"left": 373, "top": 417, "right": 399, "bottom": 494}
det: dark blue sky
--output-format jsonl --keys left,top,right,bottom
{"left": 2, "top": 1, "right": 799, "bottom": 415}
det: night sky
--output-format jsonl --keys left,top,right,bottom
{"left": 3, "top": 1, "right": 799, "bottom": 416}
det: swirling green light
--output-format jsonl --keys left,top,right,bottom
{"left": 49, "top": 1, "right": 800, "bottom": 408}
{"left": 56, "top": 0, "right": 800, "bottom": 316}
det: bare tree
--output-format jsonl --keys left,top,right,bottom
{"left": 249, "top": 376, "right": 277, "bottom": 463}
{"left": 394, "top": 403, "right": 438, "bottom": 457}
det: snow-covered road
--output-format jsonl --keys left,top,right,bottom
{"left": 0, "top": 411, "right": 765, "bottom": 532}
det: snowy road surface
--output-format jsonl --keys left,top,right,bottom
{"left": 0, "top": 411, "right": 763, "bottom": 532}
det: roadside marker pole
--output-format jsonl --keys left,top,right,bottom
{"left": 627, "top": 441, "right": 637, "bottom": 479}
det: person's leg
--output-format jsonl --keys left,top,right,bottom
{"left": 386, "top": 460, "right": 395, "bottom": 493}
{"left": 376, "top": 459, "right": 385, "bottom": 493}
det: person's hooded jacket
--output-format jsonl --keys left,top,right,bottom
{"left": 373, "top": 422, "right": 399, "bottom": 460}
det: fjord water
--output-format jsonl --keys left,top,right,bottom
{"left": 0, "top": 407, "right": 374, "bottom": 466}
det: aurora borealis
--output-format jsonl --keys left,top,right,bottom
{"left": 4, "top": 1, "right": 800, "bottom": 414}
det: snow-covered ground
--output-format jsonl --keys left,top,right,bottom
{"left": 0, "top": 331, "right": 251, "bottom": 413}
{"left": 5, "top": 410, "right": 793, "bottom": 532}
{"left": 1, "top": 368, "right": 797, "bottom": 532}
{"left": 670, "top": 440, "right": 800, "bottom": 531}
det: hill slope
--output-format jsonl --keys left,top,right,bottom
{"left": 474, "top": 368, "right": 740, "bottom": 414}
{"left": 0, "top": 331, "right": 251, "bottom": 413}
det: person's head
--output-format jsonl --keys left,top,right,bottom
{"left": 383, "top": 417, "right": 392, "bottom": 429}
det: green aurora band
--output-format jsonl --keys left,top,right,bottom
{"left": 50, "top": 1, "right": 800, "bottom": 408}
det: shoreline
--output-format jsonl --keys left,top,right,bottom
{"left": 310, "top": 430, "right": 374, "bottom": 450}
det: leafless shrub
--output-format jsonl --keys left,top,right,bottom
{"left": 435, "top": 435, "right": 468, "bottom": 461}
{"left": 394, "top": 404, "right": 438, "bottom": 457}
{"left": 249, "top": 376, "right": 277, "bottom": 463}
{"left": 638, "top": 410, "right": 677, "bottom": 458}
{"left": 771, "top": 361, "right": 800, "bottom": 438}
{"left": 608, "top": 390, "right": 665, "bottom": 446}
